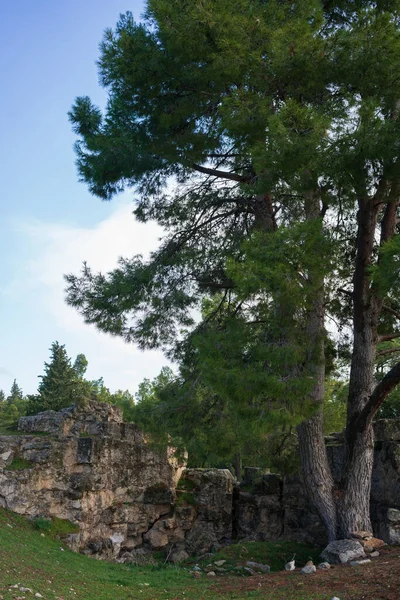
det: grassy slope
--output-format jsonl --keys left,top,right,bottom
{"left": 0, "top": 507, "right": 371, "bottom": 600}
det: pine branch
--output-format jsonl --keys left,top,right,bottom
{"left": 378, "top": 332, "right": 400, "bottom": 343}
{"left": 192, "top": 163, "right": 250, "bottom": 183}
{"left": 382, "top": 304, "right": 400, "bottom": 321}
{"left": 377, "top": 348, "right": 400, "bottom": 357}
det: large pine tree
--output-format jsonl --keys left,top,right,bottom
{"left": 66, "top": 1, "right": 400, "bottom": 540}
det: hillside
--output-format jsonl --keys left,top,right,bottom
{"left": 1, "top": 508, "right": 400, "bottom": 600}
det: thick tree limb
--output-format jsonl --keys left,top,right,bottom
{"left": 192, "top": 163, "right": 250, "bottom": 183}
{"left": 378, "top": 332, "right": 400, "bottom": 343}
{"left": 356, "top": 361, "right": 400, "bottom": 431}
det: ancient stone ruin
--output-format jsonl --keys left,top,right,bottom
{"left": 0, "top": 401, "right": 399, "bottom": 562}
{"left": 0, "top": 402, "right": 233, "bottom": 561}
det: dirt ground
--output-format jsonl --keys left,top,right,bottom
{"left": 206, "top": 546, "right": 400, "bottom": 600}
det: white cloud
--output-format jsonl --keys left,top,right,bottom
{"left": 9, "top": 200, "right": 172, "bottom": 393}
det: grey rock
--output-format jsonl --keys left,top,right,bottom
{"left": 318, "top": 561, "right": 331, "bottom": 569}
{"left": 245, "top": 561, "right": 270, "bottom": 573}
{"left": 387, "top": 508, "right": 400, "bottom": 523}
{"left": 301, "top": 564, "right": 316, "bottom": 574}
{"left": 206, "top": 571, "right": 216, "bottom": 577}
{"left": 321, "top": 540, "right": 366, "bottom": 564}
{"left": 0, "top": 401, "right": 186, "bottom": 559}
{"left": 350, "top": 559, "right": 371, "bottom": 566}
{"left": 370, "top": 551, "right": 380, "bottom": 557}
{"left": 170, "top": 549, "right": 189, "bottom": 563}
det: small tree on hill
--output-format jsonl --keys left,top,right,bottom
{"left": 6, "top": 379, "right": 24, "bottom": 405}
{"left": 27, "top": 342, "right": 87, "bottom": 414}
{"left": 0, "top": 381, "right": 26, "bottom": 428}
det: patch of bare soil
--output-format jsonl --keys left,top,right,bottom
{"left": 208, "top": 546, "right": 400, "bottom": 600}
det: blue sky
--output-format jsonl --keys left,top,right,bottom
{"left": 0, "top": 1, "right": 169, "bottom": 395}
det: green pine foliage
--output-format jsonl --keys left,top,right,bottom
{"left": 26, "top": 342, "right": 93, "bottom": 414}
{"left": 66, "top": 0, "right": 400, "bottom": 371}
{"left": 65, "top": 1, "right": 400, "bottom": 503}
{"left": 0, "top": 380, "right": 27, "bottom": 432}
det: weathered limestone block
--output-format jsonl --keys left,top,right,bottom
{"left": 233, "top": 473, "right": 284, "bottom": 541}
{"left": 18, "top": 406, "right": 76, "bottom": 435}
{"left": 0, "top": 402, "right": 185, "bottom": 559}
{"left": 321, "top": 539, "right": 366, "bottom": 564}
{"left": 372, "top": 506, "right": 400, "bottom": 544}
{"left": 178, "top": 468, "right": 234, "bottom": 544}
{"left": 282, "top": 476, "right": 326, "bottom": 545}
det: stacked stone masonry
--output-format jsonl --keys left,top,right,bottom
{"left": 0, "top": 402, "right": 399, "bottom": 560}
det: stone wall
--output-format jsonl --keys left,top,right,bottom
{"left": 235, "top": 421, "right": 400, "bottom": 547}
{"left": 0, "top": 403, "right": 399, "bottom": 560}
{"left": 0, "top": 402, "right": 233, "bottom": 561}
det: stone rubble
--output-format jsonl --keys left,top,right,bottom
{"left": 301, "top": 562, "right": 316, "bottom": 574}
{"left": 349, "top": 558, "right": 371, "bottom": 566}
{"left": 320, "top": 540, "right": 366, "bottom": 564}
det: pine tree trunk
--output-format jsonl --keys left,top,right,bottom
{"left": 338, "top": 425, "right": 374, "bottom": 537}
{"left": 337, "top": 198, "right": 380, "bottom": 536}
{"left": 298, "top": 412, "right": 337, "bottom": 541}
{"left": 297, "top": 192, "right": 337, "bottom": 541}
{"left": 335, "top": 191, "right": 400, "bottom": 537}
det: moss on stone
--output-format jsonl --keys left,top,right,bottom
{"left": 176, "top": 491, "right": 196, "bottom": 506}
{"left": 7, "top": 456, "right": 34, "bottom": 471}
{"left": 177, "top": 478, "right": 196, "bottom": 492}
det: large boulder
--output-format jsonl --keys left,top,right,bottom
{"left": 321, "top": 539, "right": 366, "bottom": 564}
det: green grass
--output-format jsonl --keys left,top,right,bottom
{"left": 0, "top": 508, "right": 236, "bottom": 600}
{"left": 0, "top": 507, "right": 341, "bottom": 600}
{"left": 6, "top": 456, "right": 34, "bottom": 471}
{"left": 0, "top": 423, "right": 20, "bottom": 436}
{"left": 0, "top": 425, "right": 50, "bottom": 437}
{"left": 189, "top": 540, "right": 322, "bottom": 573}
{"left": 32, "top": 516, "right": 79, "bottom": 536}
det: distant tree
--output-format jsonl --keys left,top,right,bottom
{"left": 27, "top": 342, "right": 88, "bottom": 414}
{"left": 130, "top": 366, "right": 268, "bottom": 474}
{"left": 0, "top": 381, "right": 26, "bottom": 429}
{"left": 73, "top": 354, "right": 89, "bottom": 379}
{"left": 111, "top": 389, "right": 136, "bottom": 421}
{"left": 6, "top": 379, "right": 24, "bottom": 405}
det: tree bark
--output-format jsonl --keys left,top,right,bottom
{"left": 298, "top": 191, "right": 337, "bottom": 541}
{"left": 338, "top": 190, "right": 399, "bottom": 537}
{"left": 298, "top": 412, "right": 337, "bottom": 541}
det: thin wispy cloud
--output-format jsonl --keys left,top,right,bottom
{"left": 5, "top": 201, "right": 171, "bottom": 393}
